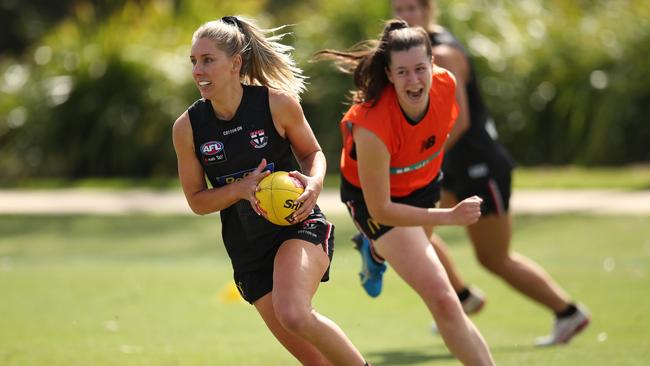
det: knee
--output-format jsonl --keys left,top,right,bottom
{"left": 477, "top": 253, "right": 509, "bottom": 276}
{"left": 429, "top": 291, "right": 463, "bottom": 322}
{"left": 274, "top": 302, "right": 314, "bottom": 334}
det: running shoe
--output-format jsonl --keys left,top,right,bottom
{"left": 352, "top": 233, "right": 387, "bottom": 298}
{"left": 462, "top": 287, "right": 487, "bottom": 315}
{"left": 535, "top": 304, "right": 591, "bottom": 346}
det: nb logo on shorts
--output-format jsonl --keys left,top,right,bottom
{"left": 366, "top": 218, "right": 381, "bottom": 235}
{"left": 236, "top": 281, "right": 245, "bottom": 297}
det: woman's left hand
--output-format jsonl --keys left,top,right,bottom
{"left": 288, "top": 170, "right": 322, "bottom": 223}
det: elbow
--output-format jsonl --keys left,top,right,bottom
{"left": 191, "top": 206, "right": 210, "bottom": 216}
{"left": 187, "top": 198, "right": 211, "bottom": 216}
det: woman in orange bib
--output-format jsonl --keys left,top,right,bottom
{"left": 389, "top": 0, "right": 590, "bottom": 346}
{"left": 316, "top": 20, "right": 495, "bottom": 365}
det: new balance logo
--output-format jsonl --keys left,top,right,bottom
{"left": 421, "top": 135, "right": 436, "bottom": 151}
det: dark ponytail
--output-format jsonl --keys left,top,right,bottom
{"left": 314, "top": 19, "right": 431, "bottom": 105}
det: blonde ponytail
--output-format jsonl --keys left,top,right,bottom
{"left": 192, "top": 16, "right": 306, "bottom": 100}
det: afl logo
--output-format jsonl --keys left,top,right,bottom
{"left": 200, "top": 141, "right": 227, "bottom": 164}
{"left": 201, "top": 141, "right": 223, "bottom": 155}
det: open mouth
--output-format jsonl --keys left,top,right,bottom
{"left": 198, "top": 81, "right": 212, "bottom": 87}
{"left": 406, "top": 88, "right": 424, "bottom": 101}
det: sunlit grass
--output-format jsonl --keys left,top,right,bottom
{"left": 513, "top": 165, "right": 650, "bottom": 190}
{"left": 1, "top": 213, "right": 649, "bottom": 365}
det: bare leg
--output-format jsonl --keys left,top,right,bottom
{"left": 424, "top": 191, "right": 469, "bottom": 292}
{"left": 374, "top": 226, "right": 494, "bottom": 366}
{"left": 423, "top": 226, "right": 467, "bottom": 292}
{"left": 255, "top": 293, "right": 334, "bottom": 366}
{"left": 270, "top": 239, "right": 367, "bottom": 366}
{"left": 468, "top": 214, "right": 571, "bottom": 312}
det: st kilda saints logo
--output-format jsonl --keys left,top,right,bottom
{"left": 250, "top": 129, "right": 268, "bottom": 149}
{"left": 200, "top": 141, "right": 226, "bottom": 164}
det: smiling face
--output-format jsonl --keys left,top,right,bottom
{"left": 190, "top": 37, "right": 241, "bottom": 99}
{"left": 391, "top": 0, "right": 430, "bottom": 29}
{"left": 386, "top": 44, "right": 433, "bottom": 118}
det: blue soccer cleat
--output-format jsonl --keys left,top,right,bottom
{"left": 352, "top": 233, "right": 387, "bottom": 298}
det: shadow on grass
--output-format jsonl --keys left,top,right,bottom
{"left": 367, "top": 346, "right": 453, "bottom": 366}
{"left": 366, "top": 343, "right": 542, "bottom": 365}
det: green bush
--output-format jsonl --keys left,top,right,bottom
{"left": 0, "top": 0, "right": 262, "bottom": 180}
{"left": 1, "top": 0, "right": 648, "bottom": 182}
{"left": 437, "top": 0, "right": 650, "bottom": 165}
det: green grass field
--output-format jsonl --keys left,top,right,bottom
{"left": 1, "top": 213, "right": 649, "bottom": 365}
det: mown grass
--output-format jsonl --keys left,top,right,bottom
{"left": 1, "top": 213, "right": 649, "bottom": 365}
{"left": 513, "top": 165, "right": 650, "bottom": 190}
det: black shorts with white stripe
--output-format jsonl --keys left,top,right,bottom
{"left": 340, "top": 175, "right": 442, "bottom": 241}
{"left": 233, "top": 208, "right": 335, "bottom": 304}
{"left": 442, "top": 171, "right": 512, "bottom": 216}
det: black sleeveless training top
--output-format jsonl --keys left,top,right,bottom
{"left": 187, "top": 85, "right": 298, "bottom": 272}
{"left": 430, "top": 29, "right": 515, "bottom": 179}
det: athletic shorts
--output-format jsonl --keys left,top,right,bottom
{"left": 233, "top": 209, "right": 335, "bottom": 304}
{"left": 340, "top": 175, "right": 442, "bottom": 241}
{"left": 442, "top": 171, "right": 512, "bottom": 216}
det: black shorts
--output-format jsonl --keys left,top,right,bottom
{"left": 340, "top": 175, "right": 442, "bottom": 241}
{"left": 442, "top": 170, "right": 512, "bottom": 215}
{"left": 233, "top": 209, "right": 335, "bottom": 304}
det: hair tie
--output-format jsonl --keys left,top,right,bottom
{"left": 387, "top": 20, "right": 408, "bottom": 33}
{"left": 221, "top": 16, "right": 241, "bottom": 29}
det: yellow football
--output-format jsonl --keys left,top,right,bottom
{"left": 255, "top": 171, "right": 305, "bottom": 226}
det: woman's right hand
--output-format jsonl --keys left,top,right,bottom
{"left": 237, "top": 158, "right": 271, "bottom": 215}
{"left": 449, "top": 196, "right": 483, "bottom": 225}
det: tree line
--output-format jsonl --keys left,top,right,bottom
{"left": 1, "top": 0, "right": 648, "bottom": 181}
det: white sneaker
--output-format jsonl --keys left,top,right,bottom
{"left": 535, "top": 304, "right": 591, "bottom": 346}
{"left": 461, "top": 287, "right": 486, "bottom": 315}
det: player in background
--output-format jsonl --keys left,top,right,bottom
{"left": 316, "top": 19, "right": 495, "bottom": 365}
{"left": 350, "top": 0, "right": 590, "bottom": 346}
